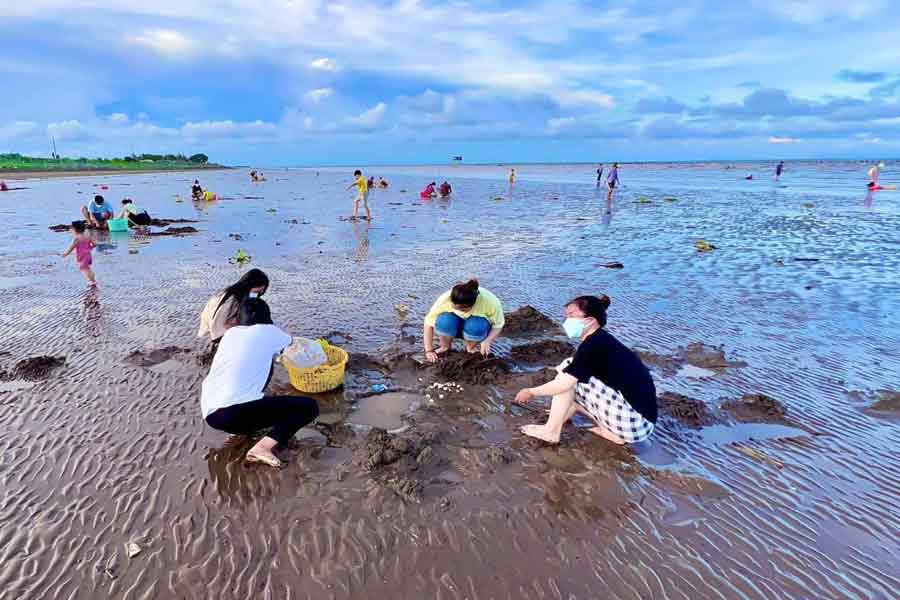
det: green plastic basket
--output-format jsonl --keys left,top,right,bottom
{"left": 107, "top": 218, "right": 129, "bottom": 232}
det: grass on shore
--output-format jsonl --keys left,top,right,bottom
{"left": 0, "top": 153, "right": 221, "bottom": 173}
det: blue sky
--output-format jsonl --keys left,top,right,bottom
{"left": 2, "top": 0, "right": 899, "bottom": 165}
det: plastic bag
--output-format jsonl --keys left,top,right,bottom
{"left": 283, "top": 337, "right": 327, "bottom": 369}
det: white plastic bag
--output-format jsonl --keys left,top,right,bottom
{"left": 283, "top": 337, "right": 328, "bottom": 369}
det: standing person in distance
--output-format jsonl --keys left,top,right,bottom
{"left": 346, "top": 169, "right": 372, "bottom": 221}
{"left": 606, "top": 163, "right": 620, "bottom": 205}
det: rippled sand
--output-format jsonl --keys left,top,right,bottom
{"left": 1, "top": 164, "right": 899, "bottom": 599}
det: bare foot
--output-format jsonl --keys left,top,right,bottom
{"left": 521, "top": 424, "right": 560, "bottom": 444}
{"left": 465, "top": 342, "right": 478, "bottom": 354}
{"left": 588, "top": 427, "right": 626, "bottom": 445}
{"left": 245, "top": 449, "right": 283, "bottom": 468}
{"left": 434, "top": 345, "right": 451, "bottom": 355}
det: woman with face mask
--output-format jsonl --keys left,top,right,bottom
{"left": 198, "top": 269, "right": 270, "bottom": 344}
{"left": 515, "top": 295, "right": 657, "bottom": 445}
{"left": 423, "top": 279, "right": 505, "bottom": 363}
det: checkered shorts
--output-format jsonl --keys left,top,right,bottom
{"left": 558, "top": 358, "right": 654, "bottom": 443}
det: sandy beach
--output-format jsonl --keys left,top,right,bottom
{"left": 1, "top": 163, "right": 898, "bottom": 599}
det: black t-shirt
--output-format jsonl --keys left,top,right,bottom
{"left": 563, "top": 329, "right": 657, "bottom": 423}
{"left": 192, "top": 184, "right": 202, "bottom": 195}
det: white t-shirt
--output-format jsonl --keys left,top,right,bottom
{"left": 200, "top": 324, "right": 292, "bottom": 418}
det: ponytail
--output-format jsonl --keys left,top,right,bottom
{"left": 450, "top": 278, "right": 480, "bottom": 307}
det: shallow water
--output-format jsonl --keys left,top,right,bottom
{"left": 1, "top": 162, "right": 899, "bottom": 599}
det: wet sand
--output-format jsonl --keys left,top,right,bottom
{"left": 1, "top": 165, "right": 899, "bottom": 599}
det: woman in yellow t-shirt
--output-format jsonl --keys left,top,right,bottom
{"left": 423, "top": 279, "right": 505, "bottom": 363}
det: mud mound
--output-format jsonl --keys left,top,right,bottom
{"left": 149, "top": 218, "right": 198, "bottom": 227}
{"left": 431, "top": 352, "right": 511, "bottom": 385}
{"left": 509, "top": 340, "right": 574, "bottom": 365}
{"left": 362, "top": 428, "right": 414, "bottom": 471}
{"left": 679, "top": 343, "right": 747, "bottom": 370}
{"left": 125, "top": 346, "right": 188, "bottom": 367}
{"left": 635, "top": 349, "right": 682, "bottom": 374}
{"left": 149, "top": 226, "right": 199, "bottom": 236}
{"left": 194, "top": 347, "right": 217, "bottom": 368}
{"left": 0, "top": 355, "right": 66, "bottom": 381}
{"left": 658, "top": 392, "right": 717, "bottom": 427}
{"left": 867, "top": 390, "right": 900, "bottom": 417}
{"left": 503, "top": 306, "right": 562, "bottom": 337}
{"left": 48, "top": 218, "right": 197, "bottom": 232}
{"left": 721, "top": 393, "right": 788, "bottom": 423}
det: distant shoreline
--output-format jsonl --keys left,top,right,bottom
{"left": 0, "top": 165, "right": 231, "bottom": 181}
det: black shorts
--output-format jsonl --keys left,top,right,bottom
{"left": 129, "top": 212, "right": 152, "bottom": 226}
{"left": 608, "top": 181, "right": 616, "bottom": 189}
{"left": 867, "top": 182, "right": 876, "bottom": 189}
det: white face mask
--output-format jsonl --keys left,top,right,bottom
{"left": 563, "top": 317, "right": 586, "bottom": 339}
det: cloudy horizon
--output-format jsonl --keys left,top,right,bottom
{"left": 2, "top": 0, "right": 899, "bottom": 165}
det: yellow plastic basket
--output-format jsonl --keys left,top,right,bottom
{"left": 284, "top": 340, "right": 349, "bottom": 394}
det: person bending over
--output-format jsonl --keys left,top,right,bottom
{"left": 81, "top": 194, "right": 114, "bottom": 228}
{"left": 423, "top": 278, "right": 504, "bottom": 362}
{"left": 119, "top": 198, "right": 152, "bottom": 227}
{"left": 198, "top": 268, "right": 270, "bottom": 344}
{"left": 516, "top": 295, "right": 657, "bottom": 445}
{"left": 201, "top": 298, "right": 319, "bottom": 467}
{"left": 420, "top": 181, "right": 437, "bottom": 199}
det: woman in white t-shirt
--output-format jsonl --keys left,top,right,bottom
{"left": 201, "top": 298, "right": 319, "bottom": 467}
{"left": 198, "top": 269, "right": 270, "bottom": 344}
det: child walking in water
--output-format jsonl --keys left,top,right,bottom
{"left": 62, "top": 221, "right": 97, "bottom": 287}
{"left": 345, "top": 169, "right": 372, "bottom": 220}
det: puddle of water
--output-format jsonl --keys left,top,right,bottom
{"left": 0, "top": 380, "right": 35, "bottom": 393}
{"left": 676, "top": 364, "right": 717, "bottom": 379}
{"left": 633, "top": 440, "right": 677, "bottom": 466}
{"left": 700, "top": 423, "right": 809, "bottom": 444}
{"left": 347, "top": 392, "right": 420, "bottom": 432}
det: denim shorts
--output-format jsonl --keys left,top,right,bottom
{"left": 434, "top": 312, "right": 492, "bottom": 342}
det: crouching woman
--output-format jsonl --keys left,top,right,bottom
{"left": 423, "top": 279, "right": 505, "bottom": 362}
{"left": 516, "top": 295, "right": 657, "bottom": 445}
{"left": 201, "top": 298, "right": 319, "bottom": 467}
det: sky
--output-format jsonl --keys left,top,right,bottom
{"left": 2, "top": 0, "right": 900, "bottom": 166}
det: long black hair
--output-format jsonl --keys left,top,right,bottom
{"left": 238, "top": 298, "right": 273, "bottom": 326}
{"left": 217, "top": 269, "right": 270, "bottom": 321}
{"left": 566, "top": 294, "right": 611, "bottom": 328}
{"left": 450, "top": 278, "right": 480, "bottom": 308}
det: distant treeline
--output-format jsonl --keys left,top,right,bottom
{"left": 0, "top": 152, "right": 218, "bottom": 172}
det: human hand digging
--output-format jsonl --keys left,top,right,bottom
{"left": 480, "top": 340, "right": 492, "bottom": 356}
{"left": 425, "top": 350, "right": 438, "bottom": 363}
{"left": 515, "top": 389, "right": 534, "bottom": 404}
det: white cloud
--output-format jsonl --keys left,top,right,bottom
{"left": 344, "top": 102, "right": 387, "bottom": 130}
{"left": 125, "top": 28, "right": 197, "bottom": 59}
{"left": 310, "top": 57, "right": 338, "bottom": 72}
{"left": 305, "top": 88, "right": 333, "bottom": 103}
{"left": 107, "top": 113, "right": 129, "bottom": 124}
{"left": 769, "top": 136, "right": 800, "bottom": 144}
{"left": 546, "top": 117, "right": 577, "bottom": 132}
{"left": 554, "top": 90, "right": 615, "bottom": 109}
{"left": 758, "top": 0, "right": 886, "bottom": 24}
{"left": 181, "top": 119, "right": 278, "bottom": 139}
{"left": 48, "top": 119, "right": 89, "bottom": 141}
{"left": 0, "top": 120, "right": 38, "bottom": 135}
